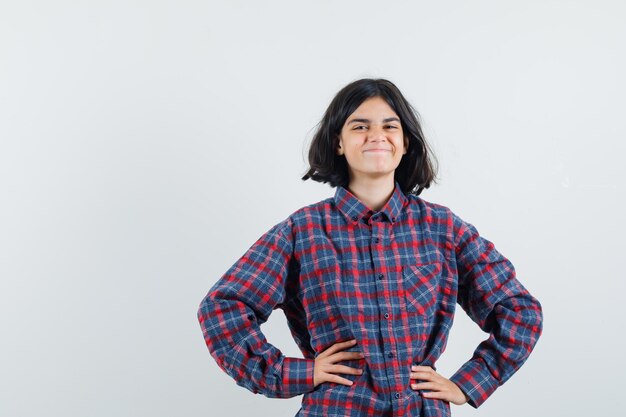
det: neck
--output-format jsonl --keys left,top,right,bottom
{"left": 347, "top": 175, "right": 396, "bottom": 212}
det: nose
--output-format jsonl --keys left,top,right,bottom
{"left": 368, "top": 125, "right": 387, "bottom": 142}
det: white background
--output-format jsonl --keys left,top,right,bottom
{"left": 1, "top": 1, "right": 624, "bottom": 416}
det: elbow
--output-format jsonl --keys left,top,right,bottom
{"left": 197, "top": 294, "right": 212, "bottom": 326}
{"left": 520, "top": 295, "right": 543, "bottom": 350}
{"left": 526, "top": 292, "right": 543, "bottom": 331}
{"left": 197, "top": 293, "right": 221, "bottom": 345}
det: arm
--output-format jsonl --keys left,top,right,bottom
{"left": 197, "top": 221, "right": 315, "bottom": 398}
{"left": 448, "top": 212, "right": 543, "bottom": 408}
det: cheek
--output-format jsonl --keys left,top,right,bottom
{"left": 401, "top": 136, "right": 409, "bottom": 153}
{"left": 343, "top": 140, "right": 362, "bottom": 156}
{"left": 344, "top": 151, "right": 360, "bottom": 166}
{"left": 393, "top": 139, "right": 405, "bottom": 154}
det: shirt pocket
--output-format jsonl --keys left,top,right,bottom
{"left": 402, "top": 262, "right": 442, "bottom": 317}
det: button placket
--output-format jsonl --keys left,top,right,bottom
{"left": 369, "top": 217, "right": 404, "bottom": 404}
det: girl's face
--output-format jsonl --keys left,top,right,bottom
{"left": 337, "top": 96, "right": 407, "bottom": 185}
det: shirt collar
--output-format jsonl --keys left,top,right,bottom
{"left": 334, "top": 181, "right": 408, "bottom": 225}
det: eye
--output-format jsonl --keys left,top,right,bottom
{"left": 353, "top": 125, "right": 367, "bottom": 131}
{"left": 385, "top": 124, "right": 399, "bottom": 129}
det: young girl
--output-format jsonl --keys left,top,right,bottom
{"left": 198, "top": 78, "right": 543, "bottom": 417}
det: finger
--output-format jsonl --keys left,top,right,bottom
{"left": 410, "top": 371, "right": 441, "bottom": 381}
{"left": 319, "top": 339, "right": 357, "bottom": 358}
{"left": 410, "top": 382, "right": 441, "bottom": 391}
{"left": 326, "top": 364, "right": 363, "bottom": 375}
{"left": 411, "top": 365, "right": 435, "bottom": 373}
{"left": 329, "top": 351, "right": 365, "bottom": 362}
{"left": 325, "top": 374, "right": 355, "bottom": 386}
{"left": 422, "top": 390, "right": 453, "bottom": 402}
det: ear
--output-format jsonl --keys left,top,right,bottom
{"left": 336, "top": 136, "right": 344, "bottom": 155}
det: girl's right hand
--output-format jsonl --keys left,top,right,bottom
{"left": 313, "top": 339, "right": 365, "bottom": 387}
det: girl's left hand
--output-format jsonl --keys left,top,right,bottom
{"left": 409, "top": 365, "right": 469, "bottom": 405}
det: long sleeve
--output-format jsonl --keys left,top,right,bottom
{"left": 448, "top": 212, "right": 543, "bottom": 408}
{"left": 197, "top": 221, "right": 315, "bottom": 398}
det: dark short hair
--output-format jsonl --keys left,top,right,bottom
{"left": 302, "top": 78, "right": 438, "bottom": 196}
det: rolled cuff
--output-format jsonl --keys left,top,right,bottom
{"left": 449, "top": 358, "right": 499, "bottom": 408}
{"left": 281, "top": 357, "right": 315, "bottom": 397}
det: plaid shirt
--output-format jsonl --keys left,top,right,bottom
{"left": 198, "top": 182, "right": 542, "bottom": 416}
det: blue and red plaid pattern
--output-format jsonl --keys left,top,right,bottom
{"left": 198, "top": 182, "right": 543, "bottom": 416}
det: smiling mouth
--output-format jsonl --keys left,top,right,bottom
{"left": 363, "top": 149, "right": 392, "bottom": 153}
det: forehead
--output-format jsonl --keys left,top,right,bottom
{"left": 349, "top": 97, "right": 398, "bottom": 118}
{"left": 344, "top": 97, "right": 400, "bottom": 126}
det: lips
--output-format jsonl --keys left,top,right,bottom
{"left": 363, "top": 149, "right": 392, "bottom": 152}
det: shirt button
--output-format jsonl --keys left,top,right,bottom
{"left": 384, "top": 313, "right": 390, "bottom": 319}
{"left": 387, "top": 352, "right": 394, "bottom": 358}
{"left": 395, "top": 393, "right": 401, "bottom": 399}
{"left": 378, "top": 273, "right": 384, "bottom": 280}
{"left": 374, "top": 237, "right": 380, "bottom": 243}
{"left": 352, "top": 215, "right": 358, "bottom": 221}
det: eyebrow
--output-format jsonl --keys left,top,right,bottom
{"left": 347, "top": 117, "right": 401, "bottom": 125}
